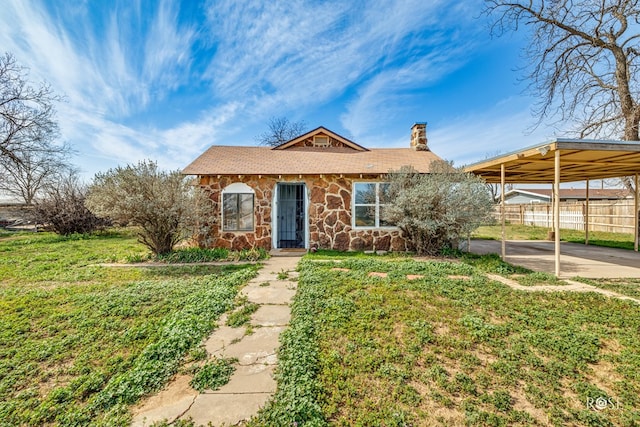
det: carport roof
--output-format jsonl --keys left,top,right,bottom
{"left": 465, "top": 138, "right": 640, "bottom": 183}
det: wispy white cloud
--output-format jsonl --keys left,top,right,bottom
{"left": 142, "top": 0, "right": 195, "bottom": 101}
{"left": 1, "top": 0, "right": 540, "bottom": 180}
{"left": 340, "top": 1, "right": 486, "bottom": 143}
{"left": 1, "top": 0, "right": 195, "bottom": 115}
{"left": 202, "top": 1, "right": 350, "bottom": 104}
{"left": 58, "top": 100, "right": 241, "bottom": 176}
{"left": 1, "top": 0, "right": 205, "bottom": 177}
{"left": 200, "top": 0, "right": 461, "bottom": 123}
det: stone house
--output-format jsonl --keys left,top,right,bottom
{"left": 182, "top": 123, "right": 441, "bottom": 252}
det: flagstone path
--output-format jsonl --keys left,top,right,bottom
{"left": 131, "top": 255, "right": 302, "bottom": 427}
{"left": 486, "top": 273, "right": 640, "bottom": 304}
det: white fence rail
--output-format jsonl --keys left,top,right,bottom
{"left": 499, "top": 200, "right": 638, "bottom": 234}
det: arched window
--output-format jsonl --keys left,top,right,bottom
{"left": 221, "top": 183, "right": 254, "bottom": 231}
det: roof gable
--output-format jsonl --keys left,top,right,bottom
{"left": 504, "top": 189, "right": 551, "bottom": 201}
{"left": 504, "top": 188, "right": 630, "bottom": 200}
{"left": 273, "top": 126, "right": 368, "bottom": 151}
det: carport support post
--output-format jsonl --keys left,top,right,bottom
{"left": 635, "top": 173, "right": 639, "bottom": 252}
{"left": 501, "top": 163, "right": 506, "bottom": 260}
{"left": 585, "top": 180, "right": 589, "bottom": 245}
{"left": 554, "top": 149, "right": 561, "bottom": 277}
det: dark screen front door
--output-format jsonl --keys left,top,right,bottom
{"left": 277, "top": 183, "right": 305, "bottom": 248}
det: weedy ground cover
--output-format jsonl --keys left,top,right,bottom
{"left": 155, "top": 246, "right": 269, "bottom": 263}
{"left": 253, "top": 253, "right": 640, "bottom": 426}
{"left": 189, "top": 357, "right": 237, "bottom": 392}
{"left": 578, "top": 278, "right": 640, "bottom": 300}
{"left": 0, "top": 230, "right": 258, "bottom": 426}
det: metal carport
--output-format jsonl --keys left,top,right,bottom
{"left": 465, "top": 138, "right": 640, "bottom": 277}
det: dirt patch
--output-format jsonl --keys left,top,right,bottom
{"left": 409, "top": 380, "right": 467, "bottom": 426}
{"left": 560, "top": 378, "right": 584, "bottom": 411}
{"left": 99, "top": 260, "right": 257, "bottom": 268}
{"left": 368, "top": 272, "right": 388, "bottom": 278}
{"left": 511, "top": 383, "right": 551, "bottom": 425}
{"left": 600, "top": 338, "right": 622, "bottom": 355}
{"left": 330, "top": 267, "right": 351, "bottom": 272}
{"left": 434, "top": 323, "right": 451, "bottom": 336}
{"left": 586, "top": 359, "right": 623, "bottom": 397}
{"left": 472, "top": 345, "right": 498, "bottom": 366}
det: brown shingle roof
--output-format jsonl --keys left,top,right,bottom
{"left": 182, "top": 146, "right": 441, "bottom": 175}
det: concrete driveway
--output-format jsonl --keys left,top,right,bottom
{"left": 469, "top": 239, "right": 640, "bottom": 278}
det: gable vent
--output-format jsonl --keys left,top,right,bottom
{"left": 313, "top": 135, "right": 330, "bottom": 147}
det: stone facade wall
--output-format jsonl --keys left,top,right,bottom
{"left": 199, "top": 174, "right": 412, "bottom": 252}
{"left": 308, "top": 175, "right": 412, "bottom": 252}
{"left": 199, "top": 175, "right": 275, "bottom": 251}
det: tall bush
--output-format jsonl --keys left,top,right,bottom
{"left": 86, "top": 160, "right": 215, "bottom": 255}
{"left": 32, "top": 174, "right": 110, "bottom": 235}
{"left": 385, "top": 162, "right": 494, "bottom": 255}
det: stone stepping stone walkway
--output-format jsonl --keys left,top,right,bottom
{"left": 487, "top": 273, "right": 640, "bottom": 304}
{"left": 331, "top": 265, "right": 638, "bottom": 304}
{"left": 131, "top": 255, "right": 301, "bottom": 427}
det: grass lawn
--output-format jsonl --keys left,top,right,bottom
{"left": 0, "top": 229, "right": 258, "bottom": 426}
{"left": 253, "top": 253, "right": 640, "bottom": 427}
{"left": 473, "top": 224, "right": 636, "bottom": 250}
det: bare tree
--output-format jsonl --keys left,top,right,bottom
{"left": 0, "top": 143, "right": 74, "bottom": 205}
{"left": 32, "top": 172, "right": 110, "bottom": 235}
{"left": 484, "top": 151, "right": 513, "bottom": 200}
{"left": 485, "top": 0, "right": 640, "bottom": 198}
{"left": 256, "top": 116, "right": 307, "bottom": 146}
{"left": 486, "top": 182, "right": 514, "bottom": 202}
{"left": 0, "top": 52, "right": 61, "bottom": 165}
{"left": 486, "top": 1, "right": 640, "bottom": 141}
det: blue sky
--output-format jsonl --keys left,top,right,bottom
{"left": 1, "top": 0, "right": 561, "bottom": 179}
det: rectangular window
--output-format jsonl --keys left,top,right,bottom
{"left": 223, "top": 193, "right": 254, "bottom": 231}
{"left": 353, "top": 182, "right": 393, "bottom": 228}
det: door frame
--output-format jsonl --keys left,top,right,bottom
{"left": 272, "top": 182, "right": 309, "bottom": 249}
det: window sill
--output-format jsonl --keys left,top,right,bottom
{"left": 352, "top": 226, "right": 399, "bottom": 231}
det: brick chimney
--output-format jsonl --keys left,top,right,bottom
{"left": 410, "top": 122, "right": 428, "bottom": 151}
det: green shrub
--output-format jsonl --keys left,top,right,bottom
{"left": 385, "top": 162, "right": 495, "bottom": 255}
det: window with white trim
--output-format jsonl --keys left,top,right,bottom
{"left": 222, "top": 183, "right": 254, "bottom": 231}
{"left": 353, "top": 182, "right": 393, "bottom": 228}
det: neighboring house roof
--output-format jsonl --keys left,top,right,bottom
{"left": 0, "top": 193, "right": 23, "bottom": 205}
{"left": 182, "top": 146, "right": 440, "bottom": 175}
{"left": 504, "top": 188, "right": 630, "bottom": 201}
{"left": 183, "top": 125, "right": 441, "bottom": 176}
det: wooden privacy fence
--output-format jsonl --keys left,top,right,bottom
{"left": 499, "top": 200, "right": 638, "bottom": 234}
